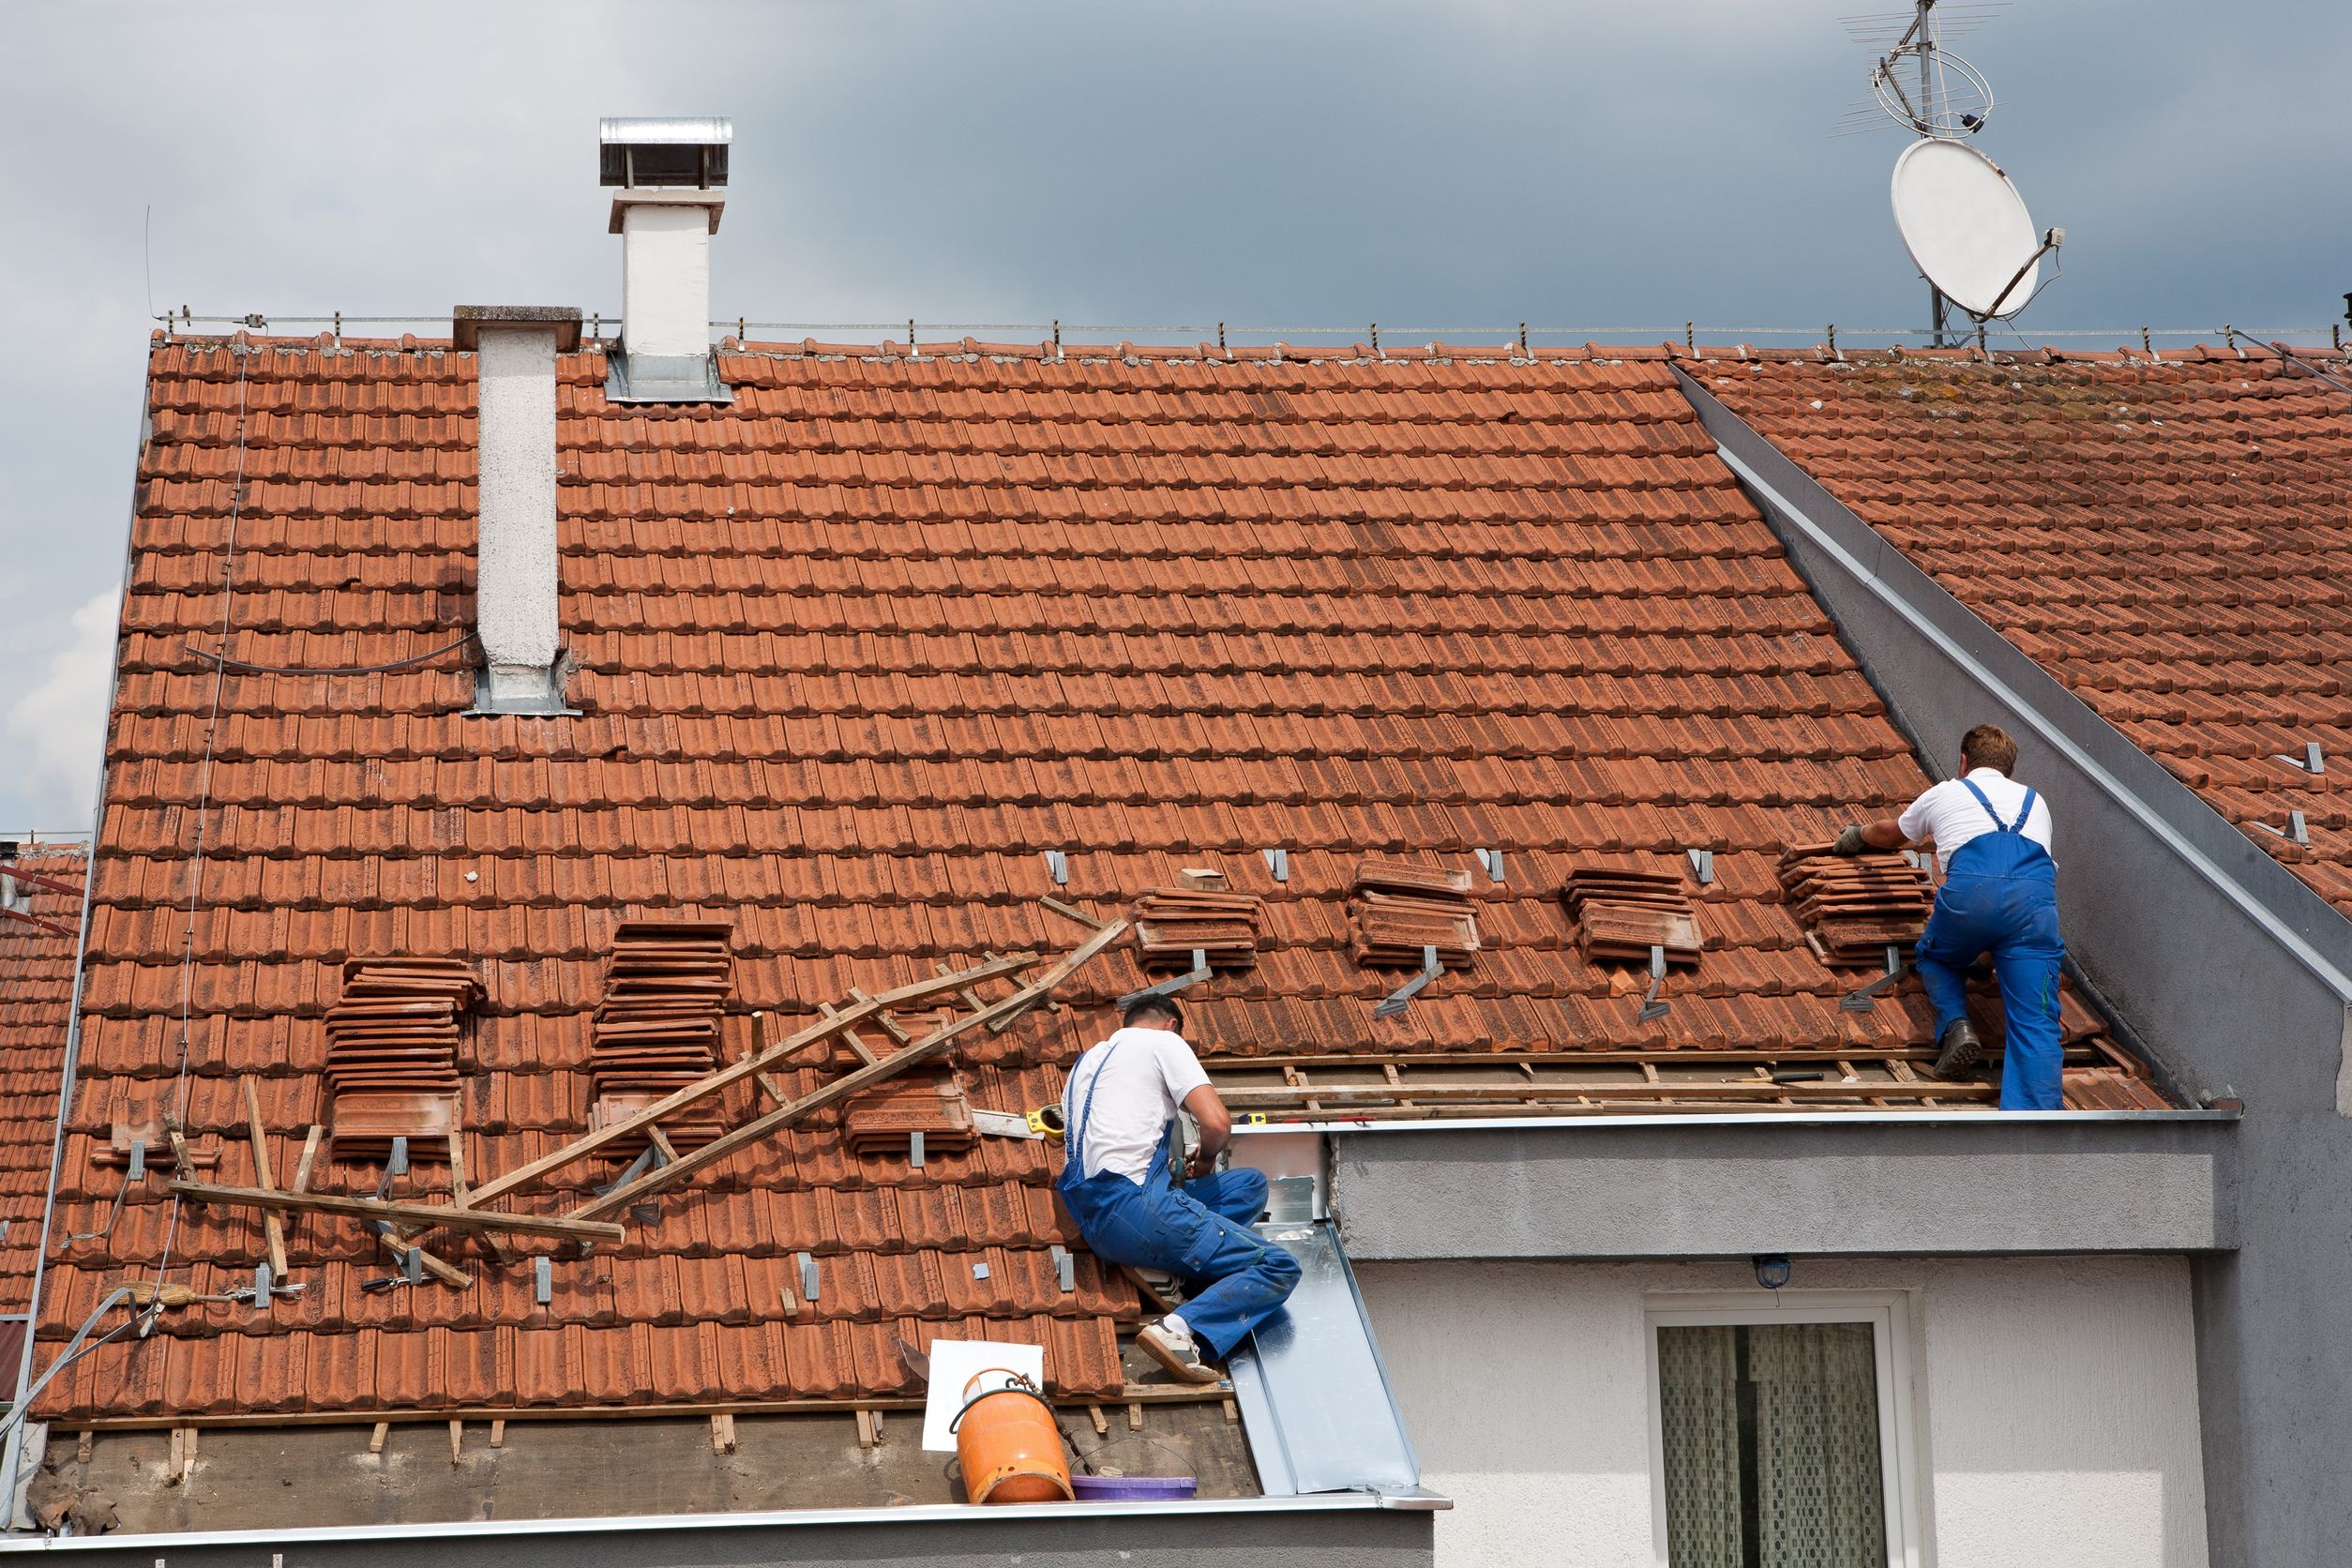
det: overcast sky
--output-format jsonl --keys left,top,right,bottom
{"left": 1, "top": 1, "right": 2345, "bottom": 832}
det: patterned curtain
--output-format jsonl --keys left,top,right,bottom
{"left": 1750, "top": 1322, "right": 1888, "bottom": 1568}
{"left": 1657, "top": 1326, "right": 1743, "bottom": 1568}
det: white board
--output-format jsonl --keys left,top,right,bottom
{"left": 919, "top": 1337, "right": 1047, "bottom": 1453}
{"left": 1891, "top": 138, "right": 2043, "bottom": 319}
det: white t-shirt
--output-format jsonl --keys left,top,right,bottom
{"left": 1897, "top": 767, "right": 2054, "bottom": 875}
{"left": 1061, "top": 1026, "right": 1212, "bottom": 1184}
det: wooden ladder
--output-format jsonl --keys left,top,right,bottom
{"left": 172, "top": 912, "right": 1130, "bottom": 1253}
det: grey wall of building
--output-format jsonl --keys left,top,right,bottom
{"left": 1330, "top": 1115, "right": 2236, "bottom": 1259}
{"left": 1678, "top": 369, "right": 2352, "bottom": 1568}
{"left": 0, "top": 1504, "right": 1433, "bottom": 1568}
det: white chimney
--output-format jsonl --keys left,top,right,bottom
{"left": 453, "top": 306, "right": 582, "bottom": 715}
{"left": 600, "top": 116, "right": 732, "bottom": 403}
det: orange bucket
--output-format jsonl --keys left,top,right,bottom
{"left": 952, "top": 1368, "right": 1074, "bottom": 1504}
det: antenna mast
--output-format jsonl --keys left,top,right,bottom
{"left": 1915, "top": 1, "right": 1949, "bottom": 345}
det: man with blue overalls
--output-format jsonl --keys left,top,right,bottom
{"left": 1832, "top": 723, "right": 2065, "bottom": 1109}
{"left": 1055, "top": 995, "right": 1302, "bottom": 1383}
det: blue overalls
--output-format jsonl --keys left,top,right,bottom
{"left": 1054, "top": 1043, "right": 1302, "bottom": 1360}
{"left": 1913, "top": 778, "right": 2066, "bottom": 1110}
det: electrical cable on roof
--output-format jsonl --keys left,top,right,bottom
{"left": 182, "top": 630, "right": 477, "bottom": 677}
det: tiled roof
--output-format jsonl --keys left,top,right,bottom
{"left": 2, "top": 845, "right": 84, "bottom": 1316}
{"left": 38, "top": 332, "right": 2157, "bottom": 1425}
{"left": 1697, "top": 344, "right": 2352, "bottom": 911}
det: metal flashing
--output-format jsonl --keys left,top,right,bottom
{"left": 0, "top": 1491, "right": 1428, "bottom": 1557}
{"left": 1226, "top": 1220, "right": 1421, "bottom": 1497}
{"left": 603, "top": 350, "right": 734, "bottom": 406}
{"left": 469, "top": 656, "right": 580, "bottom": 717}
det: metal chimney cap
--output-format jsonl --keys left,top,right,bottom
{"left": 599, "top": 116, "right": 731, "bottom": 188}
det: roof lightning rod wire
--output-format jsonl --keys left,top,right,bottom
{"left": 151, "top": 337, "right": 257, "bottom": 1298}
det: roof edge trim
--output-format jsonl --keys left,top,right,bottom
{"left": 1678, "top": 365, "right": 2352, "bottom": 1007}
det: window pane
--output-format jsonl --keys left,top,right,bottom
{"left": 1658, "top": 1322, "right": 1888, "bottom": 1568}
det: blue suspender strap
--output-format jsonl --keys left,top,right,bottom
{"left": 1064, "top": 1042, "right": 1122, "bottom": 1181}
{"left": 2008, "top": 787, "right": 2038, "bottom": 834}
{"left": 1958, "top": 776, "right": 2005, "bottom": 831}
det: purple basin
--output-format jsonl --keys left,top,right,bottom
{"left": 1070, "top": 1473, "right": 1199, "bottom": 1502}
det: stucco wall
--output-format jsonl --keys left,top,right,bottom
{"left": 1358, "top": 1256, "right": 2207, "bottom": 1568}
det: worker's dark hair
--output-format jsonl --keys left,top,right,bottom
{"left": 1961, "top": 723, "right": 2018, "bottom": 774}
{"left": 1120, "top": 994, "right": 1184, "bottom": 1032}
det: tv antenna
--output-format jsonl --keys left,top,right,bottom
{"left": 1838, "top": 0, "right": 2061, "bottom": 344}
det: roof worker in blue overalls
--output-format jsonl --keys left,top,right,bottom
{"left": 1832, "top": 722, "right": 2065, "bottom": 1109}
{"left": 1054, "top": 994, "right": 1302, "bottom": 1384}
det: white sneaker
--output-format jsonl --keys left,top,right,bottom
{"left": 1137, "top": 1319, "right": 1220, "bottom": 1385}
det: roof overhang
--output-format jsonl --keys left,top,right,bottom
{"left": 1241, "top": 1111, "right": 2239, "bottom": 1260}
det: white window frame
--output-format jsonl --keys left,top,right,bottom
{"left": 1644, "top": 1289, "right": 1923, "bottom": 1568}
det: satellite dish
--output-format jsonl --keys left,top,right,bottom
{"left": 1890, "top": 138, "right": 2051, "bottom": 320}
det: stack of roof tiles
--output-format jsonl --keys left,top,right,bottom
{"left": 323, "top": 957, "right": 478, "bottom": 1161}
{"left": 588, "top": 921, "right": 732, "bottom": 1153}
{"left": 1560, "top": 866, "right": 1701, "bottom": 966}
{"left": 1778, "top": 846, "right": 1937, "bottom": 963}
{"left": 1696, "top": 345, "right": 2352, "bottom": 912}
{"left": 1131, "top": 885, "right": 1265, "bottom": 973}
{"left": 32, "top": 331, "right": 2170, "bottom": 1428}
{"left": 1350, "top": 858, "right": 1480, "bottom": 970}
{"left": 0, "top": 846, "right": 83, "bottom": 1353}
{"left": 843, "top": 1072, "right": 976, "bottom": 1158}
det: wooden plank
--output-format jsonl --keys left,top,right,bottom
{"left": 1040, "top": 895, "right": 1108, "bottom": 931}
{"left": 817, "top": 1002, "right": 880, "bottom": 1066}
{"left": 1218, "top": 1078, "right": 1988, "bottom": 1107}
{"left": 1204, "top": 1048, "right": 1954, "bottom": 1069}
{"left": 1121, "top": 1264, "right": 1176, "bottom": 1315}
{"left": 850, "top": 991, "right": 914, "bottom": 1048}
{"left": 461, "top": 954, "right": 1038, "bottom": 1212}
{"left": 489, "top": 1419, "right": 505, "bottom": 1449}
{"left": 711, "top": 1412, "right": 736, "bottom": 1454}
{"left": 240, "top": 1077, "right": 290, "bottom": 1279}
{"left": 448, "top": 1420, "right": 463, "bottom": 1465}
{"left": 569, "top": 921, "right": 1128, "bottom": 1223}
{"left": 375, "top": 1228, "right": 473, "bottom": 1289}
{"left": 171, "top": 1181, "right": 626, "bottom": 1243}
{"left": 1088, "top": 1405, "right": 1108, "bottom": 1436}
{"left": 445, "top": 1106, "right": 472, "bottom": 1207}
{"left": 369, "top": 1423, "right": 389, "bottom": 1455}
{"left": 290, "top": 1125, "right": 324, "bottom": 1194}
{"left": 1127, "top": 1403, "right": 1144, "bottom": 1432}
{"left": 68, "top": 1383, "right": 1232, "bottom": 1432}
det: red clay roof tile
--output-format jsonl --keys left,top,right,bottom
{"left": 1702, "top": 352, "right": 2352, "bottom": 912}
{"left": 30, "top": 336, "right": 2166, "bottom": 1425}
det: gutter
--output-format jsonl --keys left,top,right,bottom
{"left": 1235, "top": 1108, "right": 2239, "bottom": 1137}
{"left": 0, "top": 1492, "right": 1446, "bottom": 1559}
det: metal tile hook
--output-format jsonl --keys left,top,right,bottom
{"left": 1262, "top": 848, "right": 1289, "bottom": 883}
{"left": 1686, "top": 849, "right": 1715, "bottom": 885}
{"left": 1637, "top": 945, "right": 1671, "bottom": 1022}
{"left": 1115, "top": 948, "right": 1213, "bottom": 1010}
{"left": 1374, "top": 945, "right": 1443, "bottom": 1020}
{"left": 1840, "top": 944, "right": 1907, "bottom": 1012}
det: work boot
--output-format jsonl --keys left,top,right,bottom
{"left": 1932, "top": 1019, "right": 1984, "bottom": 1079}
{"left": 1137, "top": 1319, "right": 1221, "bottom": 1385}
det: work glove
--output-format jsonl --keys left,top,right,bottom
{"left": 1832, "top": 825, "right": 1870, "bottom": 856}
